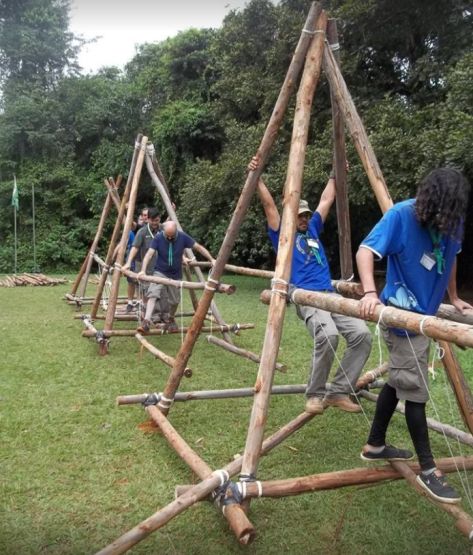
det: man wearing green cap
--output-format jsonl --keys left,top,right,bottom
{"left": 249, "top": 156, "right": 371, "bottom": 415}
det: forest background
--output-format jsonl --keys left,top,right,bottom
{"left": 0, "top": 0, "right": 471, "bottom": 283}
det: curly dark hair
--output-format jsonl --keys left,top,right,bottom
{"left": 415, "top": 168, "right": 470, "bottom": 240}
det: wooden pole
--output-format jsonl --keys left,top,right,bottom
{"left": 323, "top": 40, "right": 393, "bottom": 213}
{"left": 117, "top": 384, "right": 307, "bottom": 406}
{"left": 90, "top": 137, "right": 143, "bottom": 320}
{"left": 176, "top": 456, "right": 473, "bottom": 499}
{"left": 76, "top": 188, "right": 116, "bottom": 300}
{"left": 333, "top": 280, "right": 473, "bottom": 326}
{"left": 439, "top": 341, "right": 473, "bottom": 434}
{"left": 135, "top": 333, "right": 193, "bottom": 376}
{"left": 97, "top": 411, "right": 314, "bottom": 555}
{"left": 260, "top": 289, "right": 473, "bottom": 348}
{"left": 240, "top": 11, "right": 328, "bottom": 492}
{"left": 155, "top": 2, "right": 323, "bottom": 416}
{"left": 144, "top": 146, "right": 234, "bottom": 344}
{"left": 101, "top": 135, "right": 148, "bottom": 353}
{"left": 358, "top": 389, "right": 473, "bottom": 448}
{"left": 146, "top": 405, "right": 256, "bottom": 544}
{"left": 206, "top": 335, "right": 287, "bottom": 373}
{"left": 327, "top": 18, "right": 353, "bottom": 280}
{"left": 119, "top": 265, "right": 236, "bottom": 294}
{"left": 82, "top": 323, "right": 254, "bottom": 338}
{"left": 355, "top": 363, "right": 389, "bottom": 390}
{"left": 190, "top": 261, "right": 274, "bottom": 279}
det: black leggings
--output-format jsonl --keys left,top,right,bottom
{"left": 367, "top": 383, "right": 435, "bottom": 471}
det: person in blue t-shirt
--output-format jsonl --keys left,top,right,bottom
{"left": 137, "top": 220, "right": 215, "bottom": 333}
{"left": 249, "top": 156, "right": 372, "bottom": 415}
{"left": 357, "top": 167, "right": 471, "bottom": 504}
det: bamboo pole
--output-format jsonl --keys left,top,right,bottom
{"left": 97, "top": 411, "right": 315, "bottom": 555}
{"left": 323, "top": 40, "right": 392, "bottom": 213}
{"left": 135, "top": 333, "right": 193, "bottom": 377}
{"left": 390, "top": 460, "right": 473, "bottom": 540}
{"left": 146, "top": 405, "right": 255, "bottom": 544}
{"left": 240, "top": 12, "right": 328, "bottom": 495}
{"left": 327, "top": 19, "right": 352, "bottom": 280}
{"left": 155, "top": 2, "right": 323, "bottom": 416}
{"left": 358, "top": 389, "right": 473, "bottom": 447}
{"left": 90, "top": 136, "right": 143, "bottom": 320}
{"left": 145, "top": 146, "right": 233, "bottom": 344}
{"left": 117, "top": 384, "right": 308, "bottom": 406}
{"left": 82, "top": 323, "right": 254, "bottom": 338}
{"left": 118, "top": 265, "right": 236, "bottom": 294}
{"left": 101, "top": 135, "right": 148, "bottom": 353}
{"left": 176, "top": 456, "right": 473, "bottom": 499}
{"left": 206, "top": 335, "right": 287, "bottom": 373}
{"left": 260, "top": 289, "right": 473, "bottom": 348}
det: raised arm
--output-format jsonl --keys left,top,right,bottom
{"left": 248, "top": 155, "right": 280, "bottom": 230}
{"left": 447, "top": 257, "right": 473, "bottom": 313}
{"left": 314, "top": 175, "right": 336, "bottom": 223}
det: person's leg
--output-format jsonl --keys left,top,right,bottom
{"left": 138, "top": 280, "right": 163, "bottom": 332}
{"left": 164, "top": 285, "right": 180, "bottom": 331}
{"left": 296, "top": 304, "right": 338, "bottom": 399}
{"left": 327, "top": 312, "right": 372, "bottom": 397}
{"left": 126, "top": 280, "right": 136, "bottom": 312}
{"left": 405, "top": 400, "right": 434, "bottom": 470}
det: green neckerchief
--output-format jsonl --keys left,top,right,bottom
{"left": 428, "top": 227, "right": 445, "bottom": 275}
{"left": 301, "top": 232, "right": 323, "bottom": 266}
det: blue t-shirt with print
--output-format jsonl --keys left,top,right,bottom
{"left": 150, "top": 230, "right": 195, "bottom": 280}
{"left": 268, "top": 211, "right": 333, "bottom": 291}
{"left": 360, "top": 199, "right": 461, "bottom": 316}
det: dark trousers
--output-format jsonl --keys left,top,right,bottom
{"left": 367, "top": 383, "right": 435, "bottom": 471}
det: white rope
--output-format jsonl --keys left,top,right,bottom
{"left": 374, "top": 306, "right": 390, "bottom": 369}
{"left": 404, "top": 332, "right": 473, "bottom": 510}
{"left": 237, "top": 481, "right": 247, "bottom": 500}
{"left": 256, "top": 480, "right": 263, "bottom": 498}
{"left": 419, "top": 315, "right": 433, "bottom": 338}
{"left": 271, "top": 277, "right": 288, "bottom": 298}
{"left": 214, "top": 469, "right": 229, "bottom": 486}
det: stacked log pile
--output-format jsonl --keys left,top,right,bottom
{"left": 0, "top": 273, "right": 67, "bottom": 287}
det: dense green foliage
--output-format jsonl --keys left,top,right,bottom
{"left": 0, "top": 0, "right": 472, "bottom": 281}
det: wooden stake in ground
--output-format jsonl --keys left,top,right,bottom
{"left": 240, "top": 10, "right": 328, "bottom": 494}
{"left": 155, "top": 1, "right": 323, "bottom": 416}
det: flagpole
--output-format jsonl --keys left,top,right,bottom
{"left": 32, "top": 181, "right": 37, "bottom": 272}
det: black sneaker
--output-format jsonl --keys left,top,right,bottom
{"left": 416, "top": 472, "right": 461, "bottom": 504}
{"left": 126, "top": 303, "right": 134, "bottom": 314}
{"left": 360, "top": 444, "right": 414, "bottom": 462}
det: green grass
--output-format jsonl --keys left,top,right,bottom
{"left": 1, "top": 275, "right": 473, "bottom": 554}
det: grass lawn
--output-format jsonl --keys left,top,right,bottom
{"left": 1, "top": 274, "right": 473, "bottom": 554}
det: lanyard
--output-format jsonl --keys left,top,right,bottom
{"left": 147, "top": 223, "right": 158, "bottom": 238}
{"left": 428, "top": 227, "right": 445, "bottom": 275}
{"left": 300, "top": 233, "right": 323, "bottom": 265}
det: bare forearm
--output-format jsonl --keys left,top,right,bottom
{"left": 141, "top": 248, "right": 155, "bottom": 273}
{"left": 356, "top": 247, "right": 377, "bottom": 294}
{"left": 447, "top": 258, "right": 459, "bottom": 301}
{"left": 193, "top": 243, "right": 214, "bottom": 262}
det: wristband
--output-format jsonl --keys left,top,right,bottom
{"left": 363, "top": 290, "right": 377, "bottom": 295}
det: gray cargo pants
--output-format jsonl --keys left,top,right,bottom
{"left": 296, "top": 299, "right": 372, "bottom": 399}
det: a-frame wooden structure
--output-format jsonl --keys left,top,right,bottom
{"left": 94, "top": 4, "right": 473, "bottom": 553}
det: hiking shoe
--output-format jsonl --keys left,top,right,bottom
{"left": 305, "top": 397, "right": 324, "bottom": 415}
{"left": 416, "top": 472, "right": 461, "bottom": 504}
{"left": 360, "top": 445, "right": 414, "bottom": 462}
{"left": 126, "top": 303, "right": 134, "bottom": 314}
{"left": 137, "top": 319, "right": 151, "bottom": 334}
{"left": 324, "top": 395, "right": 362, "bottom": 413}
